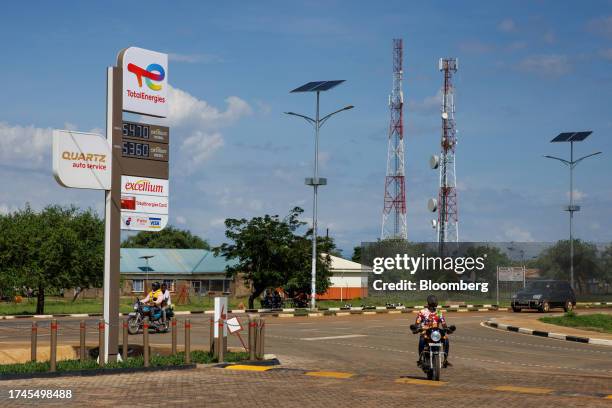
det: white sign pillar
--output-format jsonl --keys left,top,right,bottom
{"left": 214, "top": 297, "right": 228, "bottom": 339}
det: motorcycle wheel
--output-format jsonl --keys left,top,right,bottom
{"left": 157, "top": 320, "right": 170, "bottom": 332}
{"left": 127, "top": 316, "right": 140, "bottom": 335}
{"left": 432, "top": 354, "right": 441, "bottom": 381}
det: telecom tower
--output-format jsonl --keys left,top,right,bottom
{"left": 429, "top": 58, "right": 459, "bottom": 247}
{"left": 381, "top": 39, "right": 407, "bottom": 240}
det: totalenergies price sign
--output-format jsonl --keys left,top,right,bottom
{"left": 122, "top": 47, "right": 168, "bottom": 118}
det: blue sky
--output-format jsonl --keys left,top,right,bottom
{"left": 1, "top": 1, "right": 611, "bottom": 256}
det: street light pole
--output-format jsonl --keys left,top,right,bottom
{"left": 139, "top": 255, "right": 155, "bottom": 293}
{"left": 311, "top": 91, "right": 320, "bottom": 311}
{"left": 286, "top": 80, "right": 353, "bottom": 309}
{"left": 544, "top": 131, "right": 601, "bottom": 291}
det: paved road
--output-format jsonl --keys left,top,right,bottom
{"left": 0, "top": 311, "right": 610, "bottom": 407}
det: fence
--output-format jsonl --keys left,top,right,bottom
{"left": 0, "top": 313, "right": 266, "bottom": 374}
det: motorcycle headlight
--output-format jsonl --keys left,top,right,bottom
{"left": 430, "top": 330, "right": 442, "bottom": 342}
{"left": 532, "top": 294, "right": 542, "bottom": 300}
{"left": 511, "top": 294, "right": 517, "bottom": 299}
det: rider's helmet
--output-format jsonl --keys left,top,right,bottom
{"left": 151, "top": 282, "right": 160, "bottom": 292}
{"left": 426, "top": 295, "right": 438, "bottom": 311}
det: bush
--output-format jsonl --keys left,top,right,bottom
{"left": 0, "top": 350, "right": 250, "bottom": 376}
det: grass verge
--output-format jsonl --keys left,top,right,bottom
{"left": 539, "top": 312, "right": 612, "bottom": 334}
{"left": 0, "top": 350, "right": 249, "bottom": 376}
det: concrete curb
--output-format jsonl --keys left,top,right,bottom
{"left": 0, "top": 363, "right": 197, "bottom": 381}
{"left": 1, "top": 302, "right": 608, "bottom": 320}
{"left": 483, "top": 320, "right": 612, "bottom": 347}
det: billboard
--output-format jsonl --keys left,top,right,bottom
{"left": 120, "top": 175, "right": 169, "bottom": 231}
{"left": 122, "top": 47, "right": 168, "bottom": 118}
{"left": 52, "top": 130, "right": 111, "bottom": 190}
{"left": 498, "top": 267, "right": 525, "bottom": 282}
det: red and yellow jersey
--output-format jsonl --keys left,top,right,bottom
{"left": 415, "top": 308, "right": 446, "bottom": 328}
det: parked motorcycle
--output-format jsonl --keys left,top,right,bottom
{"left": 127, "top": 298, "right": 174, "bottom": 335}
{"left": 410, "top": 323, "right": 456, "bottom": 381}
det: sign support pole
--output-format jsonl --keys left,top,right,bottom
{"left": 103, "top": 66, "right": 122, "bottom": 363}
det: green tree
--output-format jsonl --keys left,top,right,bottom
{"left": 535, "top": 240, "right": 600, "bottom": 294}
{"left": 214, "top": 207, "right": 332, "bottom": 309}
{"left": 122, "top": 226, "right": 209, "bottom": 249}
{"left": 351, "top": 246, "right": 361, "bottom": 263}
{"left": 0, "top": 205, "right": 104, "bottom": 314}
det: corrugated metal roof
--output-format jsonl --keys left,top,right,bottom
{"left": 120, "top": 248, "right": 236, "bottom": 275}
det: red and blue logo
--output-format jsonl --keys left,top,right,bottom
{"left": 127, "top": 63, "right": 165, "bottom": 91}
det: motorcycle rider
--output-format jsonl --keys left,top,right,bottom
{"left": 415, "top": 295, "right": 452, "bottom": 367}
{"left": 160, "top": 282, "right": 172, "bottom": 323}
{"left": 142, "top": 282, "right": 163, "bottom": 318}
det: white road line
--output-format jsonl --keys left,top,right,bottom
{"left": 301, "top": 334, "right": 367, "bottom": 341}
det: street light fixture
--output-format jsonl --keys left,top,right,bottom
{"left": 285, "top": 80, "right": 353, "bottom": 310}
{"left": 544, "top": 131, "right": 601, "bottom": 290}
{"left": 139, "top": 255, "right": 155, "bottom": 293}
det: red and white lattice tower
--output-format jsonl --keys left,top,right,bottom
{"left": 381, "top": 39, "right": 407, "bottom": 240}
{"left": 436, "top": 58, "right": 459, "bottom": 244}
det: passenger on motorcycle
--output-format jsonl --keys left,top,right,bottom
{"left": 415, "top": 295, "right": 452, "bottom": 367}
{"left": 142, "top": 282, "right": 163, "bottom": 317}
{"left": 160, "top": 282, "right": 172, "bottom": 323}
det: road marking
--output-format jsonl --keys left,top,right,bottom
{"left": 301, "top": 334, "right": 367, "bottom": 341}
{"left": 224, "top": 365, "right": 274, "bottom": 371}
{"left": 305, "top": 371, "right": 354, "bottom": 379}
{"left": 493, "top": 385, "right": 553, "bottom": 395}
{"left": 395, "top": 378, "right": 446, "bottom": 386}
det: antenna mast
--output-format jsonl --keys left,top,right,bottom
{"left": 381, "top": 38, "right": 407, "bottom": 240}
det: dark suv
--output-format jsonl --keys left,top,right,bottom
{"left": 511, "top": 280, "right": 576, "bottom": 313}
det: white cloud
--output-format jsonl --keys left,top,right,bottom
{"left": 167, "top": 86, "right": 252, "bottom": 129}
{"left": 151, "top": 86, "right": 252, "bottom": 169}
{"left": 175, "top": 215, "right": 187, "bottom": 224}
{"left": 567, "top": 189, "right": 586, "bottom": 201}
{"left": 503, "top": 226, "right": 534, "bottom": 242}
{"left": 180, "top": 131, "right": 224, "bottom": 168}
{"left": 0, "top": 122, "right": 53, "bottom": 168}
{"left": 517, "top": 54, "right": 571, "bottom": 77}
{"left": 498, "top": 18, "right": 516, "bottom": 32}
{"left": 408, "top": 90, "right": 441, "bottom": 114}
{"left": 543, "top": 31, "right": 555, "bottom": 44}
{"left": 587, "top": 15, "right": 612, "bottom": 38}
{"left": 599, "top": 48, "right": 612, "bottom": 60}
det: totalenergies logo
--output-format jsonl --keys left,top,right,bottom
{"left": 127, "top": 63, "right": 165, "bottom": 91}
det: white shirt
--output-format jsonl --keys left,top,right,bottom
{"left": 162, "top": 289, "right": 171, "bottom": 306}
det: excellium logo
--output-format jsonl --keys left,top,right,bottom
{"left": 127, "top": 63, "right": 165, "bottom": 91}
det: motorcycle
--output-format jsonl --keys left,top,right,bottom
{"left": 127, "top": 298, "right": 174, "bottom": 335}
{"left": 410, "top": 323, "right": 456, "bottom": 381}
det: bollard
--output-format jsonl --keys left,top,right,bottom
{"left": 79, "top": 320, "right": 86, "bottom": 362}
{"left": 261, "top": 319, "right": 266, "bottom": 359}
{"left": 50, "top": 319, "right": 58, "bottom": 372}
{"left": 143, "top": 317, "right": 150, "bottom": 368}
{"left": 255, "top": 319, "right": 262, "bottom": 360}
{"left": 255, "top": 318, "right": 265, "bottom": 360}
{"left": 30, "top": 322, "right": 37, "bottom": 362}
{"left": 217, "top": 317, "right": 224, "bottom": 363}
{"left": 209, "top": 317, "right": 214, "bottom": 354}
{"left": 122, "top": 319, "right": 129, "bottom": 361}
{"left": 171, "top": 320, "right": 177, "bottom": 355}
{"left": 184, "top": 319, "right": 191, "bottom": 364}
{"left": 98, "top": 319, "right": 105, "bottom": 367}
{"left": 248, "top": 315, "right": 256, "bottom": 360}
